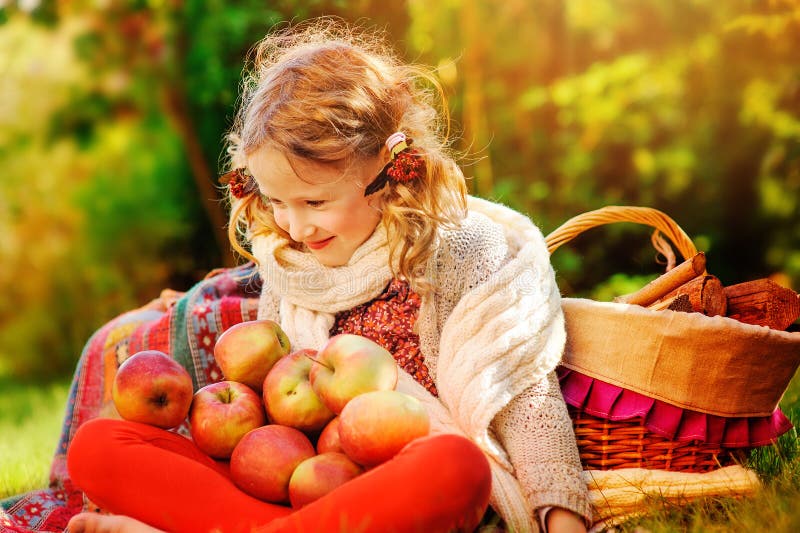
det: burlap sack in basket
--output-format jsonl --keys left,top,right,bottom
{"left": 546, "top": 206, "right": 800, "bottom": 527}
{"left": 561, "top": 298, "right": 800, "bottom": 418}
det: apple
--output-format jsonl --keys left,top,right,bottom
{"left": 338, "top": 390, "right": 430, "bottom": 467}
{"left": 316, "top": 416, "right": 343, "bottom": 454}
{"left": 230, "top": 424, "right": 316, "bottom": 503}
{"left": 263, "top": 349, "right": 335, "bottom": 434}
{"left": 189, "top": 381, "right": 266, "bottom": 459}
{"left": 309, "top": 334, "right": 398, "bottom": 414}
{"left": 112, "top": 350, "right": 193, "bottom": 429}
{"left": 214, "top": 320, "right": 291, "bottom": 392}
{"left": 288, "top": 452, "right": 364, "bottom": 509}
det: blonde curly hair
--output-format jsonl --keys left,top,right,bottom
{"left": 224, "top": 18, "right": 467, "bottom": 295}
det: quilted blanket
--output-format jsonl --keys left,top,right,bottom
{"left": 0, "top": 264, "right": 261, "bottom": 532}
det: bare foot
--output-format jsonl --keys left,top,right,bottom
{"left": 66, "top": 512, "right": 165, "bottom": 533}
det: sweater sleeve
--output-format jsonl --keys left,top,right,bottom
{"left": 491, "top": 371, "right": 593, "bottom": 524}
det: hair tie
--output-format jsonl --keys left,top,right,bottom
{"left": 385, "top": 132, "right": 408, "bottom": 154}
{"left": 364, "top": 132, "right": 426, "bottom": 196}
{"left": 219, "top": 168, "right": 258, "bottom": 199}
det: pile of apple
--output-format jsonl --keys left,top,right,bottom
{"left": 111, "top": 320, "right": 430, "bottom": 508}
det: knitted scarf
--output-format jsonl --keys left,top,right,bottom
{"left": 251, "top": 224, "right": 394, "bottom": 351}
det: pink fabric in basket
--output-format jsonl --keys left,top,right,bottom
{"left": 557, "top": 367, "right": 793, "bottom": 447}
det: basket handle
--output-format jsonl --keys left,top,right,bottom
{"left": 545, "top": 206, "right": 698, "bottom": 268}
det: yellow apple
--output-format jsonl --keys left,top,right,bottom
{"left": 214, "top": 320, "right": 291, "bottom": 392}
{"left": 309, "top": 334, "right": 398, "bottom": 414}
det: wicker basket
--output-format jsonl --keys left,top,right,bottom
{"left": 546, "top": 206, "right": 751, "bottom": 473}
{"left": 568, "top": 406, "right": 748, "bottom": 472}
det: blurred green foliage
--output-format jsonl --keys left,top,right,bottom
{"left": 0, "top": 0, "right": 798, "bottom": 379}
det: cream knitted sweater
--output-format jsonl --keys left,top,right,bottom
{"left": 254, "top": 197, "right": 591, "bottom": 531}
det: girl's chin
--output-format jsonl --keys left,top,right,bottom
{"left": 308, "top": 248, "right": 348, "bottom": 267}
{"left": 306, "top": 236, "right": 370, "bottom": 267}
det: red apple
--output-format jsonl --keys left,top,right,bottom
{"left": 316, "top": 416, "right": 343, "bottom": 454}
{"left": 288, "top": 452, "right": 364, "bottom": 509}
{"left": 309, "top": 334, "right": 398, "bottom": 414}
{"left": 112, "top": 350, "right": 193, "bottom": 429}
{"left": 230, "top": 424, "right": 316, "bottom": 503}
{"left": 338, "top": 390, "right": 430, "bottom": 467}
{"left": 263, "top": 349, "right": 335, "bottom": 434}
{"left": 189, "top": 381, "right": 266, "bottom": 459}
{"left": 214, "top": 320, "right": 291, "bottom": 392}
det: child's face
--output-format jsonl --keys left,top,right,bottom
{"left": 247, "top": 145, "right": 384, "bottom": 267}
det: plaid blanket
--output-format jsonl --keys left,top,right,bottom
{"left": 0, "top": 264, "right": 261, "bottom": 533}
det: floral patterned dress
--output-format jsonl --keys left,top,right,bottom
{"left": 331, "top": 278, "right": 437, "bottom": 397}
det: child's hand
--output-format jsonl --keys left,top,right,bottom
{"left": 546, "top": 507, "right": 588, "bottom": 533}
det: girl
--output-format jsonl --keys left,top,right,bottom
{"left": 67, "top": 19, "right": 590, "bottom": 533}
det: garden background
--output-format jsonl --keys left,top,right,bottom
{"left": 1, "top": 1, "right": 799, "bottom": 530}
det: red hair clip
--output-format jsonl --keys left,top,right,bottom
{"left": 364, "top": 132, "right": 426, "bottom": 196}
{"left": 219, "top": 168, "right": 258, "bottom": 199}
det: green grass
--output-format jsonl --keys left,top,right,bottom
{"left": 0, "top": 376, "right": 71, "bottom": 499}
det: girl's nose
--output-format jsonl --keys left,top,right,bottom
{"left": 287, "top": 211, "right": 316, "bottom": 242}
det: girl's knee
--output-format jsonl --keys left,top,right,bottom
{"left": 67, "top": 418, "right": 142, "bottom": 490}
{"left": 402, "top": 434, "right": 492, "bottom": 530}
{"left": 404, "top": 433, "right": 492, "bottom": 491}
{"left": 68, "top": 418, "right": 118, "bottom": 485}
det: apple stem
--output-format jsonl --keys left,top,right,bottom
{"left": 304, "top": 353, "right": 333, "bottom": 371}
{"left": 219, "top": 388, "right": 233, "bottom": 404}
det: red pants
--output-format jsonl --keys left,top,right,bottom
{"left": 67, "top": 418, "right": 492, "bottom": 533}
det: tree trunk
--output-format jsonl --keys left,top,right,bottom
{"left": 460, "top": 0, "right": 494, "bottom": 197}
{"left": 160, "top": 86, "right": 235, "bottom": 267}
